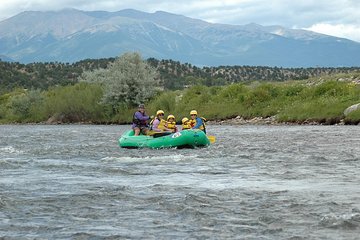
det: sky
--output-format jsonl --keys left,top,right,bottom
{"left": 1, "top": 0, "right": 360, "bottom": 42}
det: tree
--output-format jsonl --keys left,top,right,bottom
{"left": 7, "top": 89, "right": 44, "bottom": 121}
{"left": 80, "top": 52, "right": 159, "bottom": 110}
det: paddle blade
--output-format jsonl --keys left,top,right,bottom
{"left": 147, "top": 130, "right": 173, "bottom": 138}
{"left": 207, "top": 135, "right": 216, "bottom": 143}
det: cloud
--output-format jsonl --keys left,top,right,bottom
{"left": 194, "top": 0, "right": 359, "bottom": 27}
{"left": 305, "top": 23, "right": 360, "bottom": 42}
{"left": 0, "top": 0, "right": 360, "bottom": 42}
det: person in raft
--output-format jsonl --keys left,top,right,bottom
{"left": 132, "top": 104, "right": 151, "bottom": 136}
{"left": 166, "top": 115, "right": 178, "bottom": 132}
{"left": 189, "top": 110, "right": 206, "bottom": 133}
{"left": 150, "top": 110, "right": 171, "bottom": 132}
{"left": 181, "top": 117, "right": 191, "bottom": 130}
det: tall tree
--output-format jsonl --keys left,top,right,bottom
{"left": 80, "top": 52, "right": 160, "bottom": 110}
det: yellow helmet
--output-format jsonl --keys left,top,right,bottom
{"left": 190, "top": 110, "right": 197, "bottom": 115}
{"left": 182, "top": 117, "right": 189, "bottom": 124}
{"left": 156, "top": 110, "right": 164, "bottom": 116}
{"left": 167, "top": 114, "right": 175, "bottom": 120}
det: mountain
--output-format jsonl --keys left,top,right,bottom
{"left": 0, "top": 54, "right": 14, "bottom": 62}
{"left": 0, "top": 8, "right": 360, "bottom": 67}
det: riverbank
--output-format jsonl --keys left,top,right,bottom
{"left": 207, "top": 115, "right": 354, "bottom": 125}
{"left": 2, "top": 76, "right": 360, "bottom": 125}
{"left": 0, "top": 115, "right": 355, "bottom": 126}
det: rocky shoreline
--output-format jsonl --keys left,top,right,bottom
{"left": 207, "top": 116, "right": 349, "bottom": 126}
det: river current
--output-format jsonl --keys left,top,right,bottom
{"left": 0, "top": 124, "right": 359, "bottom": 239}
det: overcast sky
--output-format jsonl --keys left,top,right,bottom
{"left": 1, "top": 0, "right": 360, "bottom": 42}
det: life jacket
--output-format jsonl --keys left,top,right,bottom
{"left": 158, "top": 119, "right": 167, "bottom": 130}
{"left": 182, "top": 122, "right": 191, "bottom": 130}
{"left": 190, "top": 117, "right": 207, "bottom": 133}
{"left": 150, "top": 117, "right": 167, "bottom": 131}
{"left": 167, "top": 121, "right": 177, "bottom": 131}
{"left": 133, "top": 111, "right": 148, "bottom": 127}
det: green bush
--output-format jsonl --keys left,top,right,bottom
{"left": 43, "top": 83, "right": 104, "bottom": 123}
{"left": 2, "top": 74, "right": 360, "bottom": 125}
{"left": 148, "top": 92, "right": 177, "bottom": 114}
{"left": 218, "top": 84, "right": 248, "bottom": 102}
{"left": 4, "top": 89, "right": 44, "bottom": 122}
{"left": 80, "top": 52, "right": 159, "bottom": 109}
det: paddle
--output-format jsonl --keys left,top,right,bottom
{"left": 207, "top": 135, "right": 216, "bottom": 143}
{"left": 147, "top": 130, "right": 173, "bottom": 138}
{"left": 153, "top": 132, "right": 173, "bottom": 138}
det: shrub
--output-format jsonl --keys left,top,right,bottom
{"left": 80, "top": 52, "right": 160, "bottom": 110}
{"left": 6, "top": 89, "right": 44, "bottom": 122}
{"left": 43, "top": 83, "right": 104, "bottom": 123}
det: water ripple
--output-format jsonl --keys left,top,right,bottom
{"left": 0, "top": 124, "right": 359, "bottom": 239}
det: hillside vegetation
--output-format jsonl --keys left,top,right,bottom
{"left": 1, "top": 58, "right": 360, "bottom": 92}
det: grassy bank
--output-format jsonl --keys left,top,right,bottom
{"left": 146, "top": 79, "right": 360, "bottom": 125}
{"left": 1, "top": 74, "right": 360, "bottom": 125}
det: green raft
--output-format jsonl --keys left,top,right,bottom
{"left": 119, "top": 129, "right": 210, "bottom": 149}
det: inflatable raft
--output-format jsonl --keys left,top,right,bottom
{"left": 119, "top": 129, "right": 210, "bottom": 149}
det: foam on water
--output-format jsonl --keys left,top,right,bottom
{"left": 320, "top": 212, "right": 360, "bottom": 229}
{"left": 101, "top": 153, "right": 200, "bottom": 163}
{"left": 0, "top": 146, "right": 23, "bottom": 154}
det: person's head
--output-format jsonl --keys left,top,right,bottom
{"left": 167, "top": 115, "right": 175, "bottom": 122}
{"left": 138, "top": 104, "right": 145, "bottom": 113}
{"left": 190, "top": 110, "right": 197, "bottom": 120}
{"left": 156, "top": 110, "right": 165, "bottom": 119}
{"left": 182, "top": 117, "right": 189, "bottom": 124}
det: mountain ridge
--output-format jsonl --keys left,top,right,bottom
{"left": 0, "top": 8, "right": 359, "bottom": 67}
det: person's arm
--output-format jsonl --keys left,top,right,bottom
{"left": 152, "top": 119, "right": 162, "bottom": 132}
{"left": 192, "top": 117, "right": 203, "bottom": 129}
{"left": 135, "top": 112, "right": 150, "bottom": 121}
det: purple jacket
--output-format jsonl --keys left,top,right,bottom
{"left": 132, "top": 111, "right": 150, "bottom": 128}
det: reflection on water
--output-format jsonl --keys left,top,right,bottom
{"left": 0, "top": 124, "right": 359, "bottom": 239}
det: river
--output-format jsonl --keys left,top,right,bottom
{"left": 0, "top": 124, "right": 359, "bottom": 239}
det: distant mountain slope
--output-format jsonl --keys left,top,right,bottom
{"left": 0, "top": 54, "right": 13, "bottom": 62}
{"left": 0, "top": 8, "right": 360, "bottom": 67}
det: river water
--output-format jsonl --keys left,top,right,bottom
{"left": 0, "top": 124, "right": 359, "bottom": 239}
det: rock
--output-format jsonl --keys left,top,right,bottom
{"left": 344, "top": 103, "right": 360, "bottom": 116}
{"left": 46, "top": 114, "right": 65, "bottom": 124}
{"left": 46, "top": 116, "right": 58, "bottom": 124}
{"left": 206, "top": 115, "right": 280, "bottom": 125}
